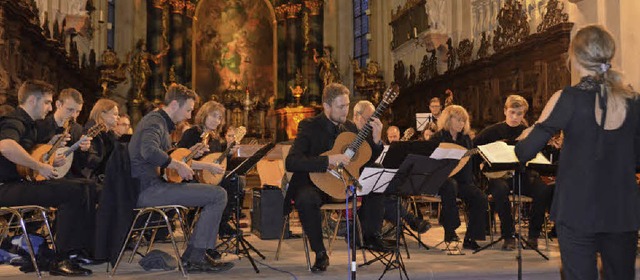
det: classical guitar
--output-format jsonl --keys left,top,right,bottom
{"left": 310, "top": 85, "right": 399, "bottom": 199}
{"left": 197, "top": 126, "right": 247, "bottom": 185}
{"left": 400, "top": 127, "right": 415, "bottom": 141}
{"left": 17, "top": 118, "right": 72, "bottom": 181}
{"left": 164, "top": 131, "right": 210, "bottom": 183}
{"left": 436, "top": 142, "right": 480, "bottom": 177}
{"left": 54, "top": 123, "right": 107, "bottom": 179}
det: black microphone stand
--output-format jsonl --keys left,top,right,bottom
{"left": 339, "top": 166, "right": 361, "bottom": 280}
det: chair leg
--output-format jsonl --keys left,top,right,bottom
{"left": 302, "top": 232, "right": 311, "bottom": 271}
{"left": 111, "top": 213, "right": 144, "bottom": 276}
{"left": 17, "top": 212, "right": 41, "bottom": 278}
{"left": 328, "top": 211, "right": 342, "bottom": 256}
{"left": 39, "top": 209, "right": 56, "bottom": 252}
{"left": 355, "top": 214, "right": 367, "bottom": 263}
{"left": 275, "top": 215, "right": 289, "bottom": 260}
{"left": 159, "top": 209, "right": 187, "bottom": 278}
{"left": 129, "top": 211, "right": 154, "bottom": 263}
{"left": 145, "top": 228, "right": 159, "bottom": 255}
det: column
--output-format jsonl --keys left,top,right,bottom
{"left": 147, "top": 0, "right": 166, "bottom": 103}
{"left": 184, "top": 1, "right": 195, "bottom": 87}
{"left": 304, "top": 0, "right": 323, "bottom": 105}
{"left": 169, "top": 0, "right": 185, "bottom": 84}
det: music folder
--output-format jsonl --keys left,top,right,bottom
{"left": 357, "top": 167, "right": 397, "bottom": 196}
{"left": 477, "top": 141, "right": 550, "bottom": 172}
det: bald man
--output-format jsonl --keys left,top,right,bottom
{"left": 386, "top": 126, "right": 400, "bottom": 143}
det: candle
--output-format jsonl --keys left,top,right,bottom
{"left": 99, "top": 10, "right": 104, "bottom": 21}
{"left": 413, "top": 27, "right": 418, "bottom": 38}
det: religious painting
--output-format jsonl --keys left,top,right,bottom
{"left": 194, "top": 0, "right": 274, "bottom": 101}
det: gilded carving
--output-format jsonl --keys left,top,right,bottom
{"left": 457, "top": 39, "right": 473, "bottom": 65}
{"left": 274, "top": 6, "right": 286, "bottom": 22}
{"left": 169, "top": 0, "right": 185, "bottom": 14}
{"left": 282, "top": 3, "right": 302, "bottom": 19}
{"left": 493, "top": 0, "right": 530, "bottom": 52}
{"left": 446, "top": 38, "right": 457, "bottom": 72}
{"left": 185, "top": 2, "right": 196, "bottom": 18}
{"left": 99, "top": 49, "right": 128, "bottom": 97}
{"left": 536, "top": 0, "right": 569, "bottom": 32}
{"left": 391, "top": 0, "right": 425, "bottom": 22}
{"left": 313, "top": 46, "right": 341, "bottom": 87}
{"left": 304, "top": 0, "right": 323, "bottom": 16}
{"left": 151, "top": 0, "right": 168, "bottom": 9}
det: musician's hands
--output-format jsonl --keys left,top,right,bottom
{"left": 79, "top": 136, "right": 92, "bottom": 151}
{"left": 328, "top": 154, "right": 350, "bottom": 169}
{"left": 37, "top": 162, "right": 58, "bottom": 179}
{"left": 190, "top": 143, "right": 209, "bottom": 158}
{"left": 201, "top": 162, "right": 225, "bottom": 174}
{"left": 369, "top": 117, "right": 383, "bottom": 144}
{"left": 48, "top": 133, "right": 71, "bottom": 146}
{"left": 51, "top": 153, "right": 66, "bottom": 167}
{"left": 169, "top": 159, "right": 194, "bottom": 181}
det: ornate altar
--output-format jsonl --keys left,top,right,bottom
{"left": 274, "top": 106, "right": 319, "bottom": 141}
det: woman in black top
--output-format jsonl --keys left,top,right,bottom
{"left": 80, "top": 98, "right": 120, "bottom": 182}
{"left": 177, "top": 101, "right": 225, "bottom": 153}
{"left": 430, "top": 105, "right": 487, "bottom": 250}
{"left": 516, "top": 25, "right": 640, "bottom": 280}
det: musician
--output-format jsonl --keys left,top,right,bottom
{"left": 176, "top": 101, "right": 235, "bottom": 238}
{"left": 128, "top": 83, "right": 233, "bottom": 273}
{"left": 516, "top": 25, "right": 640, "bottom": 279}
{"left": 427, "top": 97, "right": 442, "bottom": 124}
{"left": 430, "top": 105, "right": 487, "bottom": 249}
{"left": 35, "top": 88, "right": 91, "bottom": 178}
{"left": 0, "top": 80, "right": 95, "bottom": 276}
{"left": 79, "top": 98, "right": 120, "bottom": 182}
{"left": 285, "top": 83, "right": 384, "bottom": 272}
{"left": 474, "top": 95, "right": 552, "bottom": 250}
{"left": 114, "top": 113, "right": 132, "bottom": 139}
{"left": 386, "top": 125, "right": 400, "bottom": 143}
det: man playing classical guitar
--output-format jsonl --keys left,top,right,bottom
{"left": 128, "top": 83, "right": 233, "bottom": 273}
{"left": 286, "top": 83, "right": 385, "bottom": 272}
{"left": 0, "top": 80, "right": 96, "bottom": 276}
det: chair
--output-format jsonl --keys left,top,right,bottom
{"left": 110, "top": 205, "right": 191, "bottom": 277}
{"left": 0, "top": 205, "right": 56, "bottom": 278}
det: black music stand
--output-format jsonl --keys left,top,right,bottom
{"left": 472, "top": 162, "right": 549, "bottom": 280}
{"left": 365, "top": 154, "right": 458, "bottom": 280}
{"left": 214, "top": 142, "right": 275, "bottom": 273}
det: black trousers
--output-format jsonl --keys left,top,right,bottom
{"left": 487, "top": 170, "right": 552, "bottom": 238}
{"left": 439, "top": 178, "right": 487, "bottom": 240}
{"left": 293, "top": 183, "right": 383, "bottom": 253}
{"left": 557, "top": 223, "right": 637, "bottom": 280}
{"left": 0, "top": 179, "right": 96, "bottom": 256}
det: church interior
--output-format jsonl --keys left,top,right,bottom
{"left": 0, "top": 0, "right": 639, "bottom": 279}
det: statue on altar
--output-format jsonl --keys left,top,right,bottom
{"left": 313, "top": 46, "right": 341, "bottom": 87}
{"left": 99, "top": 49, "right": 128, "bottom": 97}
{"left": 128, "top": 39, "right": 169, "bottom": 101}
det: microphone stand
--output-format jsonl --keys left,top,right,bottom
{"left": 338, "top": 166, "right": 361, "bottom": 280}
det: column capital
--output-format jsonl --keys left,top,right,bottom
{"left": 151, "top": 0, "right": 168, "bottom": 9}
{"left": 185, "top": 2, "right": 196, "bottom": 18}
{"left": 169, "top": 0, "right": 186, "bottom": 14}
{"left": 304, "top": 0, "right": 323, "bottom": 16}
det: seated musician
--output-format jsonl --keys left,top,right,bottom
{"left": 382, "top": 124, "right": 431, "bottom": 234}
{"left": 474, "top": 95, "right": 553, "bottom": 250}
{"left": 113, "top": 113, "right": 132, "bottom": 141}
{"left": 78, "top": 98, "right": 120, "bottom": 183}
{"left": 0, "top": 80, "right": 95, "bottom": 276}
{"left": 175, "top": 101, "right": 236, "bottom": 239}
{"left": 430, "top": 105, "right": 488, "bottom": 249}
{"left": 128, "top": 83, "right": 233, "bottom": 273}
{"left": 285, "top": 84, "right": 385, "bottom": 272}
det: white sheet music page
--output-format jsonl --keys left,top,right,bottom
{"left": 375, "top": 145, "right": 390, "bottom": 164}
{"left": 357, "top": 167, "right": 397, "bottom": 196}
{"left": 477, "top": 141, "right": 551, "bottom": 165}
{"left": 429, "top": 147, "right": 467, "bottom": 160}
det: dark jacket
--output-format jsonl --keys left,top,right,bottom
{"left": 94, "top": 142, "right": 140, "bottom": 265}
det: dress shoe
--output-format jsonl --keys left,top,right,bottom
{"left": 444, "top": 231, "right": 460, "bottom": 243}
{"left": 502, "top": 238, "right": 516, "bottom": 251}
{"left": 310, "top": 251, "right": 329, "bottom": 272}
{"left": 68, "top": 249, "right": 104, "bottom": 265}
{"left": 49, "top": 259, "right": 92, "bottom": 277}
{"left": 462, "top": 239, "right": 480, "bottom": 250}
{"left": 363, "top": 236, "right": 393, "bottom": 252}
{"left": 407, "top": 218, "right": 431, "bottom": 234}
{"left": 218, "top": 223, "right": 236, "bottom": 238}
{"left": 206, "top": 249, "right": 222, "bottom": 260}
{"left": 526, "top": 237, "right": 538, "bottom": 250}
{"left": 184, "top": 259, "right": 234, "bottom": 274}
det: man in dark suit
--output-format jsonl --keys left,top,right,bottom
{"left": 286, "top": 83, "right": 384, "bottom": 272}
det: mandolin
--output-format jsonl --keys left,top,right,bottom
{"left": 54, "top": 122, "right": 107, "bottom": 179}
{"left": 309, "top": 85, "right": 399, "bottom": 199}
{"left": 164, "top": 131, "right": 210, "bottom": 183}
{"left": 197, "top": 126, "right": 246, "bottom": 185}
{"left": 17, "top": 118, "right": 72, "bottom": 181}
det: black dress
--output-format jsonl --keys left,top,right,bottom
{"left": 515, "top": 82, "right": 640, "bottom": 233}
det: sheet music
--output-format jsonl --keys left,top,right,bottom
{"left": 429, "top": 147, "right": 467, "bottom": 160}
{"left": 357, "top": 167, "right": 397, "bottom": 196}
{"left": 477, "top": 141, "right": 550, "bottom": 165}
{"left": 375, "top": 145, "right": 390, "bottom": 164}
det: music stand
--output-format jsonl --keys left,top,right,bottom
{"left": 214, "top": 142, "right": 275, "bottom": 273}
{"left": 369, "top": 154, "right": 458, "bottom": 280}
{"left": 472, "top": 162, "right": 549, "bottom": 280}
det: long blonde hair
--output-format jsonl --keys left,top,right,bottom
{"left": 89, "top": 98, "right": 118, "bottom": 125}
{"left": 437, "top": 105, "right": 470, "bottom": 135}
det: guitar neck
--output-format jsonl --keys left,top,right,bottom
{"left": 346, "top": 100, "right": 390, "bottom": 155}
{"left": 214, "top": 143, "right": 235, "bottom": 164}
